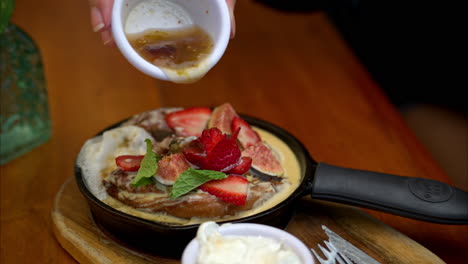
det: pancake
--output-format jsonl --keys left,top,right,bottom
{"left": 77, "top": 106, "right": 301, "bottom": 225}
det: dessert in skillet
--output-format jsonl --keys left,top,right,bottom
{"left": 77, "top": 103, "right": 301, "bottom": 225}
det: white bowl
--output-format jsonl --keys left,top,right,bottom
{"left": 112, "top": 0, "right": 231, "bottom": 83}
{"left": 181, "top": 223, "right": 315, "bottom": 264}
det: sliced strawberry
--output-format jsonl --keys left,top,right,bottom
{"left": 231, "top": 116, "right": 261, "bottom": 148}
{"left": 155, "top": 153, "right": 191, "bottom": 185}
{"left": 202, "top": 130, "right": 241, "bottom": 172}
{"left": 200, "top": 127, "right": 225, "bottom": 154}
{"left": 165, "top": 107, "right": 212, "bottom": 137}
{"left": 115, "top": 155, "right": 144, "bottom": 171}
{"left": 228, "top": 156, "right": 252, "bottom": 175}
{"left": 208, "top": 103, "right": 238, "bottom": 134}
{"left": 242, "top": 142, "right": 284, "bottom": 176}
{"left": 199, "top": 175, "right": 248, "bottom": 206}
{"left": 182, "top": 139, "right": 206, "bottom": 167}
{"left": 182, "top": 127, "right": 243, "bottom": 171}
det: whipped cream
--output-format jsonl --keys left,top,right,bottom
{"left": 196, "top": 222, "right": 302, "bottom": 264}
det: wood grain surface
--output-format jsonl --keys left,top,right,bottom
{"left": 1, "top": 0, "right": 467, "bottom": 263}
{"left": 52, "top": 179, "right": 444, "bottom": 264}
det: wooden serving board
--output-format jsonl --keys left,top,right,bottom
{"left": 52, "top": 179, "right": 444, "bottom": 263}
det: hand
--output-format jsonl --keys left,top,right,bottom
{"left": 89, "top": 0, "right": 114, "bottom": 45}
{"left": 89, "top": 0, "right": 237, "bottom": 46}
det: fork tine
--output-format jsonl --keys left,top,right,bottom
{"left": 338, "top": 253, "right": 354, "bottom": 264}
{"left": 323, "top": 241, "right": 334, "bottom": 252}
{"left": 322, "top": 242, "right": 340, "bottom": 260}
{"left": 313, "top": 239, "right": 355, "bottom": 264}
{"left": 311, "top": 248, "right": 328, "bottom": 264}
{"left": 323, "top": 241, "right": 345, "bottom": 264}
{"left": 318, "top": 243, "right": 330, "bottom": 255}
{"left": 334, "top": 252, "right": 351, "bottom": 264}
{"left": 324, "top": 241, "right": 353, "bottom": 264}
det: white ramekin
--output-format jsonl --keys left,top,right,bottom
{"left": 112, "top": 0, "right": 231, "bottom": 83}
{"left": 181, "top": 223, "right": 315, "bottom": 264}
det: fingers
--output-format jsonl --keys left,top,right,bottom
{"left": 89, "top": 0, "right": 114, "bottom": 27}
{"left": 89, "top": 0, "right": 115, "bottom": 45}
{"left": 226, "top": 0, "right": 236, "bottom": 38}
{"left": 90, "top": 6, "right": 105, "bottom": 32}
{"left": 100, "top": 30, "right": 114, "bottom": 46}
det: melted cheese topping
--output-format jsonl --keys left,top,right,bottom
{"left": 101, "top": 127, "right": 302, "bottom": 225}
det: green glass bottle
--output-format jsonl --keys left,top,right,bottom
{"left": 0, "top": 0, "right": 52, "bottom": 165}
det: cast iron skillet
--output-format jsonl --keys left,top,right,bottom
{"left": 75, "top": 114, "right": 468, "bottom": 257}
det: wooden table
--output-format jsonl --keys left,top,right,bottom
{"left": 2, "top": 0, "right": 467, "bottom": 263}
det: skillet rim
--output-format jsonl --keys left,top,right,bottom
{"left": 74, "top": 111, "right": 316, "bottom": 231}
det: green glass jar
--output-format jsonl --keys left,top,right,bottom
{"left": 0, "top": 1, "right": 52, "bottom": 165}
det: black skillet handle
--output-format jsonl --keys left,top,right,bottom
{"left": 311, "top": 163, "right": 468, "bottom": 224}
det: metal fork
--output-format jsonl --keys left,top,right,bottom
{"left": 311, "top": 240, "right": 354, "bottom": 264}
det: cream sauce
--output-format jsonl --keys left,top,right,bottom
{"left": 101, "top": 127, "right": 302, "bottom": 225}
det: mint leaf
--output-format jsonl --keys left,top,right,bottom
{"left": 132, "top": 139, "right": 160, "bottom": 187}
{"left": 134, "top": 176, "right": 155, "bottom": 186}
{"left": 171, "top": 168, "right": 227, "bottom": 199}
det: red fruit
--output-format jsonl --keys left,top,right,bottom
{"left": 182, "top": 127, "right": 243, "bottom": 171}
{"left": 208, "top": 103, "right": 238, "bottom": 134}
{"left": 182, "top": 140, "right": 206, "bottom": 167}
{"left": 228, "top": 157, "right": 252, "bottom": 175}
{"left": 231, "top": 116, "right": 261, "bottom": 148}
{"left": 165, "top": 107, "right": 212, "bottom": 137}
{"left": 242, "top": 142, "right": 284, "bottom": 176}
{"left": 199, "top": 175, "right": 248, "bottom": 206}
{"left": 200, "top": 127, "right": 225, "bottom": 154}
{"left": 156, "top": 153, "right": 191, "bottom": 185}
{"left": 115, "top": 155, "right": 144, "bottom": 171}
{"left": 203, "top": 130, "right": 241, "bottom": 172}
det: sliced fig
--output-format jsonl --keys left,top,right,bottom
{"left": 249, "top": 170, "right": 283, "bottom": 182}
{"left": 242, "top": 142, "right": 284, "bottom": 176}
{"left": 208, "top": 103, "right": 238, "bottom": 134}
{"left": 155, "top": 153, "right": 191, "bottom": 185}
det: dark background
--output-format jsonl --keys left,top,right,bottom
{"left": 256, "top": 0, "right": 466, "bottom": 114}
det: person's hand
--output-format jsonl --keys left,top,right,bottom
{"left": 226, "top": 0, "right": 236, "bottom": 38}
{"left": 89, "top": 0, "right": 237, "bottom": 46}
{"left": 89, "top": 0, "right": 114, "bottom": 45}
